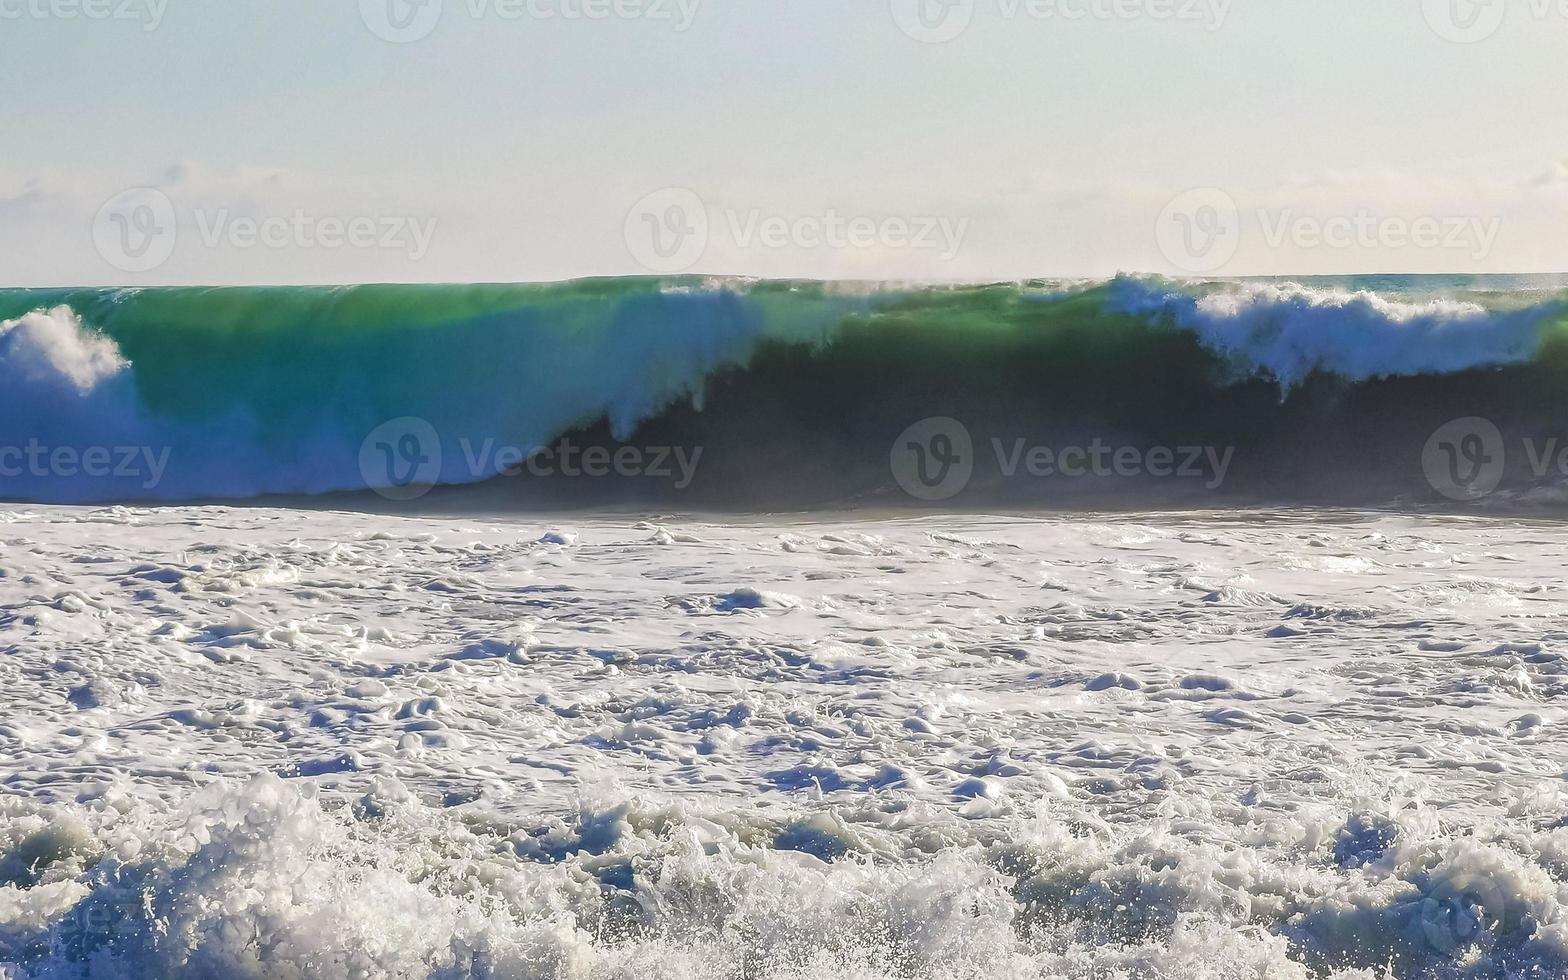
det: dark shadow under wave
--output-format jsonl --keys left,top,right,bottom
{"left": 378, "top": 285, "right": 1568, "bottom": 515}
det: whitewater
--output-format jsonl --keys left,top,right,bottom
{"left": 4, "top": 506, "right": 1568, "bottom": 978}
{"left": 6, "top": 276, "right": 1568, "bottom": 978}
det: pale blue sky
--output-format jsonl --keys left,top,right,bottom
{"left": 3, "top": 0, "right": 1565, "bottom": 284}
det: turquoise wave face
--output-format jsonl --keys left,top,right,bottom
{"left": 0, "top": 280, "right": 880, "bottom": 501}
{"left": 2, "top": 276, "right": 1568, "bottom": 506}
{"left": 0, "top": 280, "right": 872, "bottom": 437}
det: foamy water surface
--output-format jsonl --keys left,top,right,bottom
{"left": 2, "top": 506, "right": 1567, "bottom": 978}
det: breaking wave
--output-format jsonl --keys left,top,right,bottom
{"left": 3, "top": 276, "right": 1567, "bottom": 507}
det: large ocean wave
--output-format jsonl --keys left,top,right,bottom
{"left": 4, "top": 276, "right": 1568, "bottom": 508}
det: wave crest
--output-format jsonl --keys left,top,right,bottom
{"left": 1110, "top": 277, "right": 1568, "bottom": 388}
{"left": 3, "top": 278, "right": 1568, "bottom": 505}
{"left": 0, "top": 307, "right": 127, "bottom": 393}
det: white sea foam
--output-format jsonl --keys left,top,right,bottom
{"left": 1110, "top": 277, "right": 1568, "bottom": 387}
{"left": 3, "top": 507, "right": 1568, "bottom": 977}
{"left": 0, "top": 307, "right": 127, "bottom": 393}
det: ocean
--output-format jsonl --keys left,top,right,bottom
{"left": 3, "top": 276, "right": 1568, "bottom": 977}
